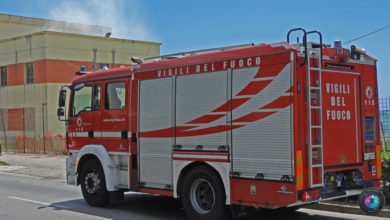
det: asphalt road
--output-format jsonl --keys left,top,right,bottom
{"left": 0, "top": 173, "right": 387, "bottom": 220}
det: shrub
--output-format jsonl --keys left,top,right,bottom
{"left": 381, "top": 151, "right": 390, "bottom": 199}
{"left": 382, "top": 152, "right": 390, "bottom": 178}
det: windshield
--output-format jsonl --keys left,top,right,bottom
{"left": 72, "top": 85, "right": 92, "bottom": 117}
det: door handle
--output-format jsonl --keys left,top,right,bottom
{"left": 121, "top": 131, "right": 128, "bottom": 139}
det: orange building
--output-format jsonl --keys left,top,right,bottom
{"left": 0, "top": 13, "right": 160, "bottom": 153}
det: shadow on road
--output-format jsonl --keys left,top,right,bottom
{"left": 48, "top": 193, "right": 357, "bottom": 220}
{"left": 50, "top": 193, "right": 185, "bottom": 220}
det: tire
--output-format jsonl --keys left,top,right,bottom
{"left": 80, "top": 158, "right": 109, "bottom": 207}
{"left": 181, "top": 166, "right": 231, "bottom": 220}
{"left": 358, "top": 188, "right": 385, "bottom": 214}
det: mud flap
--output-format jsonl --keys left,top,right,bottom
{"left": 358, "top": 188, "right": 385, "bottom": 214}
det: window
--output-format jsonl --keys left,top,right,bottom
{"left": 25, "top": 62, "right": 34, "bottom": 84}
{"left": 92, "top": 85, "right": 101, "bottom": 111}
{"left": 0, "top": 66, "right": 7, "bottom": 87}
{"left": 365, "top": 117, "right": 376, "bottom": 142}
{"left": 72, "top": 84, "right": 101, "bottom": 117}
{"left": 105, "top": 82, "right": 126, "bottom": 110}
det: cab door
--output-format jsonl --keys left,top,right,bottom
{"left": 67, "top": 82, "right": 102, "bottom": 151}
{"left": 100, "top": 79, "right": 129, "bottom": 154}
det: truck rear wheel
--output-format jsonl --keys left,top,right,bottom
{"left": 181, "top": 166, "right": 230, "bottom": 220}
{"left": 80, "top": 158, "right": 109, "bottom": 207}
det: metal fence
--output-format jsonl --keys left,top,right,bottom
{"left": 380, "top": 97, "right": 390, "bottom": 151}
{"left": 0, "top": 106, "right": 67, "bottom": 155}
{"left": 0, "top": 136, "right": 66, "bottom": 154}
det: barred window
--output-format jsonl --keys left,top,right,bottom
{"left": 25, "top": 62, "right": 34, "bottom": 84}
{"left": 0, "top": 66, "right": 7, "bottom": 87}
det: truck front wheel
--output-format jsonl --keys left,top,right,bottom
{"left": 181, "top": 166, "right": 230, "bottom": 220}
{"left": 80, "top": 158, "right": 109, "bottom": 207}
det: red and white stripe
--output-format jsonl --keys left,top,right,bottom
{"left": 173, "top": 151, "right": 229, "bottom": 163}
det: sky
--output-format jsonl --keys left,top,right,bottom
{"left": 1, "top": 0, "right": 390, "bottom": 96}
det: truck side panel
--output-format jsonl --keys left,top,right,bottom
{"left": 176, "top": 71, "right": 229, "bottom": 148}
{"left": 231, "top": 62, "right": 294, "bottom": 180}
{"left": 139, "top": 77, "right": 174, "bottom": 189}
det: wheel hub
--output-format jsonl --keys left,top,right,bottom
{"left": 359, "top": 188, "right": 385, "bottom": 214}
{"left": 190, "top": 178, "right": 216, "bottom": 214}
{"left": 84, "top": 171, "right": 102, "bottom": 194}
{"left": 363, "top": 193, "right": 380, "bottom": 209}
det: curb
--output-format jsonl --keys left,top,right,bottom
{"left": 306, "top": 202, "right": 390, "bottom": 218}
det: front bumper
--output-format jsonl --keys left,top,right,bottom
{"left": 66, "top": 156, "right": 78, "bottom": 186}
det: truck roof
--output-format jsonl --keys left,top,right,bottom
{"left": 72, "top": 41, "right": 375, "bottom": 85}
{"left": 72, "top": 42, "right": 294, "bottom": 84}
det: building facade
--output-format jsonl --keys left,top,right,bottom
{"left": 0, "top": 14, "right": 160, "bottom": 153}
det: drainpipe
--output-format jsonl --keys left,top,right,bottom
{"left": 42, "top": 103, "right": 47, "bottom": 154}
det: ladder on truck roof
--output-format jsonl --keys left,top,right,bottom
{"left": 288, "top": 28, "right": 324, "bottom": 188}
{"left": 145, "top": 43, "right": 255, "bottom": 61}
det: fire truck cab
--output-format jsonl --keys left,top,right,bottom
{"left": 58, "top": 28, "right": 385, "bottom": 219}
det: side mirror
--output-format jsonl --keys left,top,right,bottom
{"left": 57, "top": 87, "right": 69, "bottom": 121}
{"left": 58, "top": 90, "right": 67, "bottom": 107}
{"left": 57, "top": 107, "right": 65, "bottom": 117}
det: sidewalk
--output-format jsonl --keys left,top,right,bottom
{"left": 0, "top": 153, "right": 66, "bottom": 181}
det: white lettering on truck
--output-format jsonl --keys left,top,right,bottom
{"left": 325, "top": 82, "right": 352, "bottom": 121}
{"left": 157, "top": 56, "right": 261, "bottom": 78}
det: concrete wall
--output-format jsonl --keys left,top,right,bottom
{"left": 45, "top": 32, "right": 160, "bottom": 65}
{"left": 0, "top": 31, "right": 160, "bottom": 66}
{"left": 0, "top": 34, "right": 46, "bottom": 66}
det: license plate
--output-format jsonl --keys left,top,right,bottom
{"left": 364, "top": 152, "right": 375, "bottom": 160}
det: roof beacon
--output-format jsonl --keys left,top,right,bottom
{"left": 75, "top": 66, "right": 88, "bottom": 76}
{"left": 334, "top": 40, "right": 342, "bottom": 48}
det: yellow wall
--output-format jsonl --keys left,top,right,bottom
{"left": 0, "top": 83, "right": 64, "bottom": 135}
{"left": 0, "top": 31, "right": 160, "bottom": 66}
{"left": 0, "top": 34, "right": 46, "bottom": 66}
{"left": 0, "top": 14, "right": 45, "bottom": 39}
{"left": 45, "top": 32, "right": 160, "bottom": 64}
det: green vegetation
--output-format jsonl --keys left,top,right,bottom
{"left": 382, "top": 151, "right": 390, "bottom": 199}
{"left": 383, "top": 151, "right": 390, "bottom": 179}
{"left": 0, "top": 161, "right": 8, "bottom": 166}
{"left": 383, "top": 151, "right": 390, "bottom": 159}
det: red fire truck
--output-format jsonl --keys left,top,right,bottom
{"left": 58, "top": 28, "right": 385, "bottom": 219}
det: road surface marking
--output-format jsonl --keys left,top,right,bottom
{"left": 8, "top": 196, "right": 70, "bottom": 209}
{"left": 0, "top": 171, "right": 43, "bottom": 179}
{"left": 300, "top": 208, "right": 388, "bottom": 220}
{"left": 319, "top": 202, "right": 390, "bottom": 212}
{"left": 0, "top": 171, "right": 64, "bottom": 181}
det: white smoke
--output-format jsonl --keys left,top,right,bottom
{"left": 47, "top": 0, "right": 154, "bottom": 40}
